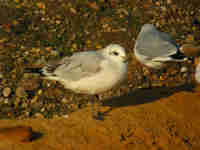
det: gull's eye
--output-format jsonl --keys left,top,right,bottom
{"left": 113, "top": 51, "right": 119, "bottom": 56}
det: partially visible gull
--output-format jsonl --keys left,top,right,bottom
{"left": 134, "top": 24, "right": 187, "bottom": 69}
{"left": 195, "top": 60, "right": 200, "bottom": 83}
{"left": 41, "top": 44, "right": 128, "bottom": 120}
{"left": 180, "top": 44, "right": 200, "bottom": 58}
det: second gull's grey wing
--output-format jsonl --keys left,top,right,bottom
{"left": 135, "top": 24, "right": 178, "bottom": 59}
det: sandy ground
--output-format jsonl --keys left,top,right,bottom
{"left": 0, "top": 85, "right": 200, "bottom": 150}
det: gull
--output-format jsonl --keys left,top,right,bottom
{"left": 41, "top": 44, "right": 128, "bottom": 120}
{"left": 180, "top": 44, "right": 200, "bottom": 84}
{"left": 134, "top": 24, "right": 187, "bottom": 70}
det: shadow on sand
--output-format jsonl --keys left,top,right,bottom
{"left": 102, "top": 83, "right": 194, "bottom": 109}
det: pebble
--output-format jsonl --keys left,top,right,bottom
{"left": 40, "top": 107, "right": 45, "bottom": 112}
{"left": 15, "top": 87, "right": 26, "bottom": 97}
{"left": 0, "top": 97, "right": 4, "bottom": 102}
{"left": 3, "top": 87, "right": 11, "bottom": 97}
{"left": 180, "top": 66, "right": 188, "bottom": 73}
{"left": 155, "top": 1, "right": 161, "bottom": 6}
{"left": 70, "top": 7, "right": 77, "bottom": 14}
{"left": 167, "top": 0, "right": 172, "bottom": 4}
{"left": 88, "top": 2, "right": 99, "bottom": 10}
{"left": 61, "top": 98, "right": 68, "bottom": 104}
{"left": 186, "top": 34, "right": 195, "bottom": 42}
{"left": 62, "top": 114, "right": 69, "bottom": 118}
{"left": 31, "top": 96, "right": 39, "bottom": 104}
{"left": 20, "top": 79, "right": 40, "bottom": 91}
{"left": 4, "top": 98, "right": 9, "bottom": 104}
{"left": 34, "top": 113, "right": 44, "bottom": 118}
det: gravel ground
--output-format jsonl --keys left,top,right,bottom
{"left": 0, "top": 0, "right": 199, "bottom": 119}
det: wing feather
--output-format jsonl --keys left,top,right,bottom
{"left": 42, "top": 51, "right": 104, "bottom": 81}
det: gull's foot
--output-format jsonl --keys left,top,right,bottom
{"left": 92, "top": 111, "right": 105, "bottom": 121}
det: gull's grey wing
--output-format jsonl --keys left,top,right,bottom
{"left": 135, "top": 24, "right": 178, "bottom": 59}
{"left": 43, "top": 51, "right": 104, "bottom": 81}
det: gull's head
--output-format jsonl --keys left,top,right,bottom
{"left": 102, "top": 44, "right": 128, "bottom": 63}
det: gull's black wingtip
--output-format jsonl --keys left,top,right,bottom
{"left": 170, "top": 50, "right": 189, "bottom": 61}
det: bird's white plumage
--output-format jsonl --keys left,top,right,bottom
{"left": 134, "top": 24, "right": 187, "bottom": 69}
{"left": 195, "top": 61, "right": 200, "bottom": 83}
{"left": 42, "top": 44, "right": 128, "bottom": 94}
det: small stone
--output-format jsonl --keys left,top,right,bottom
{"left": 21, "top": 102, "right": 28, "bottom": 108}
{"left": 180, "top": 66, "right": 188, "bottom": 73}
{"left": 16, "top": 87, "right": 26, "bottom": 97}
{"left": 3, "top": 87, "right": 11, "bottom": 97}
{"left": 40, "top": 107, "right": 45, "bottom": 112}
{"left": 167, "top": 0, "right": 172, "bottom": 4}
{"left": 96, "top": 44, "right": 102, "bottom": 49}
{"left": 14, "top": 98, "right": 21, "bottom": 107}
{"left": 20, "top": 79, "right": 40, "bottom": 91}
{"left": 36, "top": 2, "right": 46, "bottom": 9}
{"left": 12, "top": 20, "right": 19, "bottom": 26}
{"left": 31, "top": 96, "right": 39, "bottom": 104}
{"left": 186, "top": 34, "right": 195, "bottom": 42}
{"left": 61, "top": 98, "right": 68, "bottom": 104}
{"left": 0, "top": 38, "right": 8, "bottom": 43}
{"left": 161, "top": 6, "right": 167, "bottom": 12}
{"left": 86, "top": 40, "right": 92, "bottom": 45}
{"left": 88, "top": 2, "right": 99, "bottom": 10}
{"left": 0, "top": 73, "right": 3, "bottom": 78}
{"left": 53, "top": 114, "right": 59, "bottom": 118}
{"left": 72, "top": 43, "right": 77, "bottom": 49}
{"left": 70, "top": 7, "right": 77, "bottom": 14}
{"left": 37, "top": 89, "right": 43, "bottom": 95}
{"left": 34, "top": 113, "right": 44, "bottom": 118}
{"left": 0, "top": 97, "right": 4, "bottom": 102}
{"left": 4, "top": 98, "right": 9, "bottom": 104}
{"left": 194, "top": 57, "right": 200, "bottom": 66}
{"left": 55, "top": 20, "right": 61, "bottom": 25}
{"left": 62, "top": 114, "right": 69, "bottom": 118}
{"left": 155, "top": 1, "right": 161, "bottom": 6}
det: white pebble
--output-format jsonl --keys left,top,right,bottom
{"left": 180, "top": 66, "right": 188, "bottom": 73}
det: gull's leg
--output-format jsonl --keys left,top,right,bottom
{"left": 90, "top": 95, "right": 104, "bottom": 121}
{"left": 143, "top": 75, "right": 152, "bottom": 89}
{"left": 148, "top": 68, "right": 166, "bottom": 87}
{"left": 142, "top": 67, "right": 152, "bottom": 88}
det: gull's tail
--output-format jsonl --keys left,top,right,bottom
{"left": 24, "top": 67, "right": 60, "bottom": 82}
{"left": 23, "top": 68, "right": 44, "bottom": 75}
{"left": 24, "top": 66, "right": 56, "bottom": 77}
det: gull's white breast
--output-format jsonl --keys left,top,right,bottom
{"left": 60, "top": 60, "right": 128, "bottom": 94}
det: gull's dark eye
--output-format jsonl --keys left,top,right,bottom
{"left": 113, "top": 51, "right": 119, "bottom": 56}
